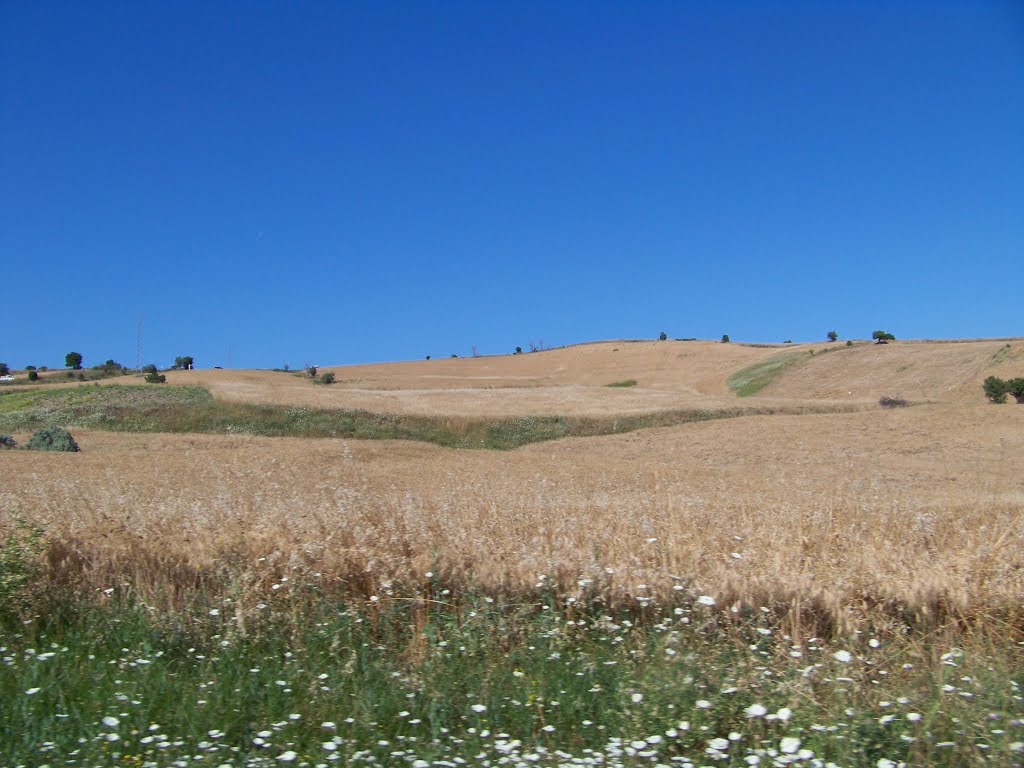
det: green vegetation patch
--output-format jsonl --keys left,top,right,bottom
{"left": 0, "top": 384, "right": 860, "bottom": 450}
{"left": 726, "top": 351, "right": 808, "bottom": 397}
{"left": 605, "top": 379, "right": 638, "bottom": 388}
{"left": 0, "top": 577, "right": 1021, "bottom": 766}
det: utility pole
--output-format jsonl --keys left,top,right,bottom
{"left": 136, "top": 317, "right": 142, "bottom": 373}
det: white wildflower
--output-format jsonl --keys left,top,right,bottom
{"left": 833, "top": 650, "right": 852, "bottom": 663}
{"left": 744, "top": 704, "right": 768, "bottom": 717}
{"left": 780, "top": 737, "right": 801, "bottom": 754}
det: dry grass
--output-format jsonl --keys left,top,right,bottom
{"left": 163, "top": 340, "right": 780, "bottom": 416}
{"left": 3, "top": 397, "right": 1021, "bottom": 637}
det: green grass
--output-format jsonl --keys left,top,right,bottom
{"left": 1, "top": 576, "right": 1021, "bottom": 767}
{"left": 0, "top": 385, "right": 860, "bottom": 450}
{"left": 605, "top": 379, "right": 638, "bottom": 388}
{"left": 726, "top": 351, "right": 809, "bottom": 397}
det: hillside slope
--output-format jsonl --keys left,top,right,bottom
{"left": 750, "top": 339, "right": 1024, "bottom": 403}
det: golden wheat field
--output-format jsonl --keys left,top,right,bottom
{"left": 2, "top": 338, "right": 1023, "bottom": 635}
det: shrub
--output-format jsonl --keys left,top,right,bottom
{"left": 721, "top": 334, "right": 730, "bottom": 343}
{"left": 65, "top": 352, "right": 83, "bottom": 369}
{"left": 879, "top": 395, "right": 909, "bottom": 408}
{"left": 846, "top": 340, "right": 854, "bottom": 347}
{"left": 514, "top": 347, "right": 522, "bottom": 355}
{"left": 306, "top": 366, "right": 318, "bottom": 379}
{"left": 659, "top": 331, "right": 668, "bottom": 341}
{"left": 141, "top": 364, "right": 158, "bottom": 374}
{"left": 983, "top": 376, "right": 1009, "bottom": 404}
{"left": 0, "top": 435, "right": 17, "bottom": 449}
{"left": 319, "top": 372, "right": 336, "bottom": 385}
{"left": 145, "top": 372, "right": 166, "bottom": 384}
{"left": 827, "top": 331, "right": 838, "bottom": 342}
{"left": 0, "top": 362, "right": 8, "bottom": 376}
{"left": 425, "top": 355, "right": 431, "bottom": 360}
{"left": 25, "top": 426, "right": 80, "bottom": 452}
{"left": 1007, "top": 378, "right": 1024, "bottom": 404}
{"left": 27, "top": 371, "right": 38, "bottom": 381}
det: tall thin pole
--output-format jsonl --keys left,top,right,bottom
{"left": 136, "top": 318, "right": 142, "bottom": 372}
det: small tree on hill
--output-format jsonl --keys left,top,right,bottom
{"left": 65, "top": 352, "right": 83, "bottom": 369}
{"left": 983, "top": 376, "right": 1009, "bottom": 404}
{"left": 721, "top": 334, "right": 730, "bottom": 343}
{"left": 172, "top": 356, "right": 194, "bottom": 370}
{"left": 827, "top": 330, "right": 838, "bottom": 342}
{"left": 1008, "top": 378, "right": 1024, "bottom": 404}
{"left": 0, "top": 363, "right": 9, "bottom": 376}
{"left": 872, "top": 330, "right": 896, "bottom": 343}
{"left": 659, "top": 331, "right": 668, "bottom": 341}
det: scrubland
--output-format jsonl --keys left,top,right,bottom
{"left": 1, "top": 338, "right": 1023, "bottom": 766}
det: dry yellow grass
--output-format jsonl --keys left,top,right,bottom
{"left": 3, "top": 393, "right": 1021, "bottom": 635}
{"left": 163, "top": 340, "right": 781, "bottom": 416}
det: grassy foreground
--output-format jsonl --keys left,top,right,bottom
{"left": 3, "top": 566, "right": 1023, "bottom": 768}
{"left": 0, "top": 385, "right": 859, "bottom": 450}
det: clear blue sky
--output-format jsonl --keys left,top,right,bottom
{"left": 2, "top": 1, "right": 1022, "bottom": 369}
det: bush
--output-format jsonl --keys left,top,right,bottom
{"left": 319, "top": 372, "right": 336, "bottom": 385}
{"left": 721, "top": 334, "right": 730, "bottom": 343}
{"left": 141, "top": 364, "right": 158, "bottom": 374}
{"left": 306, "top": 366, "right": 318, "bottom": 379}
{"left": 879, "top": 395, "right": 909, "bottom": 408}
{"left": 25, "top": 426, "right": 80, "bottom": 452}
{"left": 1008, "top": 378, "right": 1024, "bottom": 404}
{"left": 827, "top": 331, "right": 838, "bottom": 342}
{"left": 144, "top": 372, "right": 167, "bottom": 384}
{"left": 659, "top": 331, "right": 668, "bottom": 341}
{"left": 0, "top": 363, "right": 8, "bottom": 376}
{"left": 983, "top": 376, "right": 1009, "bottom": 404}
{"left": 0, "top": 435, "right": 17, "bottom": 449}
{"left": 846, "top": 340, "right": 854, "bottom": 348}
{"left": 27, "top": 371, "right": 38, "bottom": 381}
{"left": 514, "top": 347, "right": 522, "bottom": 355}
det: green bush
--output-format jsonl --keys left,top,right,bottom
{"left": 319, "top": 372, "right": 336, "bottom": 385}
{"left": 1007, "top": 378, "right": 1024, "bottom": 404}
{"left": 0, "top": 435, "right": 17, "bottom": 449}
{"left": 27, "top": 371, "right": 39, "bottom": 381}
{"left": 0, "top": 363, "right": 9, "bottom": 376}
{"left": 306, "top": 366, "right": 318, "bottom": 379}
{"left": 721, "top": 334, "right": 730, "bottom": 343}
{"left": 659, "top": 331, "right": 667, "bottom": 341}
{"left": 983, "top": 376, "right": 1009, "bottom": 404}
{"left": 846, "top": 340, "right": 853, "bottom": 348}
{"left": 25, "top": 426, "right": 80, "bottom": 452}
{"left": 827, "top": 330, "right": 838, "bottom": 342}
{"left": 145, "top": 372, "right": 167, "bottom": 384}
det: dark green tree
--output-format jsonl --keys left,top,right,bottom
{"left": 982, "top": 376, "right": 1009, "bottom": 404}
{"left": 827, "top": 330, "right": 838, "bottom": 342}
{"left": 659, "top": 331, "right": 668, "bottom": 341}
{"left": 1007, "top": 378, "right": 1024, "bottom": 404}
{"left": 721, "top": 334, "right": 730, "bottom": 343}
{"left": 65, "top": 352, "right": 83, "bottom": 369}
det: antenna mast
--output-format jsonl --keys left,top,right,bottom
{"left": 136, "top": 317, "right": 142, "bottom": 372}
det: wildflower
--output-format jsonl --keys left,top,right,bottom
{"left": 322, "top": 742, "right": 337, "bottom": 751}
{"left": 697, "top": 595, "right": 716, "bottom": 606}
{"left": 906, "top": 713, "right": 921, "bottom": 722}
{"left": 471, "top": 704, "right": 487, "bottom": 713}
{"left": 102, "top": 716, "right": 120, "bottom": 728}
{"left": 745, "top": 704, "right": 768, "bottom": 717}
{"left": 707, "top": 737, "right": 729, "bottom": 751}
{"left": 277, "top": 751, "right": 297, "bottom": 762}
{"left": 25, "top": 688, "right": 40, "bottom": 695}
{"left": 780, "top": 737, "right": 801, "bottom": 754}
{"left": 696, "top": 700, "right": 711, "bottom": 709}
{"left": 833, "top": 650, "right": 852, "bottom": 663}
{"left": 1009, "top": 742, "right": 1023, "bottom": 752}
{"left": 631, "top": 693, "right": 644, "bottom": 703}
